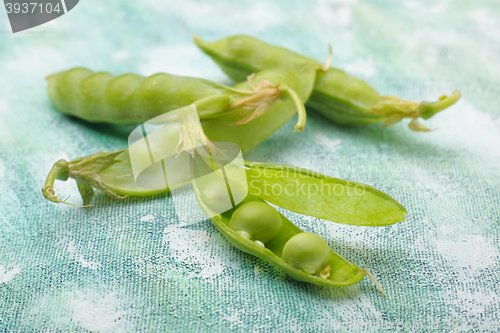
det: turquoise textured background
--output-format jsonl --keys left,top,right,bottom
{"left": 1, "top": 0, "right": 499, "bottom": 331}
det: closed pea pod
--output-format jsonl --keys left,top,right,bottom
{"left": 47, "top": 65, "right": 316, "bottom": 153}
{"left": 47, "top": 65, "right": 315, "bottom": 128}
{"left": 47, "top": 68, "right": 238, "bottom": 124}
{"left": 194, "top": 34, "right": 461, "bottom": 131}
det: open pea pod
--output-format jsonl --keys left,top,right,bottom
{"left": 245, "top": 162, "right": 407, "bottom": 226}
{"left": 43, "top": 150, "right": 159, "bottom": 206}
{"left": 195, "top": 192, "right": 366, "bottom": 287}
{"left": 43, "top": 150, "right": 386, "bottom": 291}
{"left": 42, "top": 150, "right": 407, "bottom": 229}
{"left": 194, "top": 34, "right": 461, "bottom": 131}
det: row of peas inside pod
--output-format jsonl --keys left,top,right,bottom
{"left": 203, "top": 179, "right": 333, "bottom": 280}
{"left": 196, "top": 175, "right": 386, "bottom": 293}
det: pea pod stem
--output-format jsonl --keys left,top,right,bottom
{"left": 363, "top": 269, "right": 386, "bottom": 296}
{"left": 419, "top": 90, "right": 461, "bottom": 120}
{"left": 278, "top": 84, "right": 306, "bottom": 131}
{"left": 42, "top": 159, "right": 81, "bottom": 206}
{"left": 42, "top": 159, "right": 92, "bottom": 208}
{"left": 225, "top": 73, "right": 307, "bottom": 130}
{"left": 44, "top": 159, "right": 69, "bottom": 185}
{"left": 320, "top": 44, "right": 333, "bottom": 72}
{"left": 42, "top": 151, "right": 128, "bottom": 207}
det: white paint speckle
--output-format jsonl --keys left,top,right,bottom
{"left": 314, "top": 0, "right": 355, "bottom": 27}
{"left": 404, "top": 0, "right": 448, "bottom": 13}
{"left": 470, "top": 8, "right": 498, "bottom": 29}
{"left": 75, "top": 255, "right": 101, "bottom": 271}
{"left": 162, "top": 226, "right": 225, "bottom": 279}
{"left": 139, "top": 45, "right": 206, "bottom": 78}
{"left": 435, "top": 235, "right": 498, "bottom": 274}
{"left": 144, "top": 1, "right": 284, "bottom": 32}
{"left": 345, "top": 57, "right": 378, "bottom": 78}
{"left": 140, "top": 214, "right": 156, "bottom": 222}
{"left": 61, "top": 238, "right": 102, "bottom": 271}
{"left": 0, "top": 98, "right": 7, "bottom": 113}
{"left": 318, "top": 285, "right": 386, "bottom": 325}
{"left": 70, "top": 291, "right": 129, "bottom": 332}
{"left": 223, "top": 310, "right": 244, "bottom": 329}
{"left": 254, "top": 265, "right": 260, "bottom": 277}
{"left": 0, "top": 159, "right": 5, "bottom": 180}
{"left": 469, "top": 8, "right": 500, "bottom": 42}
{"left": 0, "top": 265, "right": 21, "bottom": 283}
{"left": 315, "top": 133, "right": 342, "bottom": 152}
{"left": 6, "top": 47, "right": 63, "bottom": 76}
{"left": 113, "top": 50, "right": 129, "bottom": 60}
{"left": 434, "top": 100, "right": 500, "bottom": 176}
{"left": 0, "top": 99, "right": 9, "bottom": 145}
{"left": 445, "top": 290, "right": 498, "bottom": 317}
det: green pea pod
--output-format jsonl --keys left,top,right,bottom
{"left": 47, "top": 66, "right": 315, "bottom": 153}
{"left": 194, "top": 35, "right": 461, "bottom": 131}
{"left": 195, "top": 192, "right": 367, "bottom": 287}
{"left": 47, "top": 65, "right": 312, "bottom": 126}
{"left": 42, "top": 151, "right": 389, "bottom": 291}
{"left": 245, "top": 161, "right": 406, "bottom": 226}
{"left": 202, "top": 64, "right": 316, "bottom": 151}
{"left": 42, "top": 150, "right": 406, "bottom": 227}
{"left": 47, "top": 68, "right": 231, "bottom": 124}
{"left": 47, "top": 68, "right": 251, "bottom": 124}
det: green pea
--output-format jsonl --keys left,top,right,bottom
{"left": 200, "top": 178, "right": 246, "bottom": 214}
{"left": 229, "top": 201, "right": 281, "bottom": 243}
{"left": 282, "top": 232, "right": 331, "bottom": 275}
{"left": 194, "top": 35, "right": 461, "bottom": 131}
